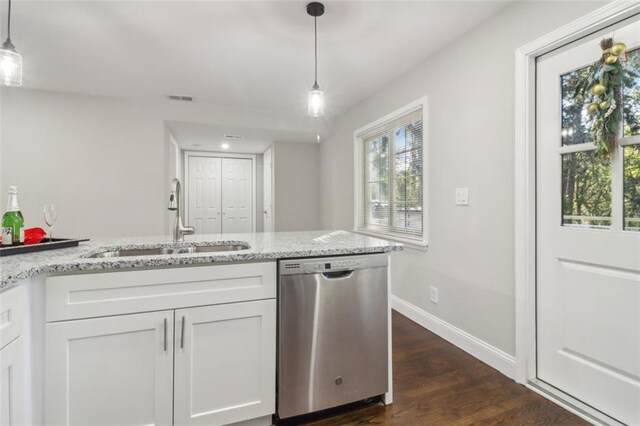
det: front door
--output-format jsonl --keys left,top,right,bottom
{"left": 536, "top": 18, "right": 640, "bottom": 424}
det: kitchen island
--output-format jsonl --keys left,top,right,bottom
{"left": 0, "top": 230, "right": 401, "bottom": 290}
{"left": 0, "top": 230, "right": 401, "bottom": 426}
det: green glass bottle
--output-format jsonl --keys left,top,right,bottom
{"left": 1, "top": 186, "right": 25, "bottom": 246}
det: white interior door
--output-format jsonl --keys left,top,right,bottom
{"left": 45, "top": 311, "right": 174, "bottom": 426}
{"left": 188, "top": 156, "right": 222, "bottom": 234}
{"left": 221, "top": 158, "right": 253, "bottom": 233}
{"left": 263, "top": 147, "right": 273, "bottom": 232}
{"left": 173, "top": 300, "right": 276, "bottom": 425}
{"left": 536, "top": 19, "right": 640, "bottom": 425}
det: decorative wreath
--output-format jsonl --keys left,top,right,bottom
{"left": 571, "top": 38, "right": 637, "bottom": 158}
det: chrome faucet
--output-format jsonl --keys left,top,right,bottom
{"left": 168, "top": 178, "right": 195, "bottom": 242}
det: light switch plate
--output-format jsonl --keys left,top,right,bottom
{"left": 455, "top": 188, "right": 469, "bottom": 206}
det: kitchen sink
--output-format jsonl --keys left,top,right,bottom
{"left": 88, "top": 244, "right": 250, "bottom": 258}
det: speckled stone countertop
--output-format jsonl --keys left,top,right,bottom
{"left": 0, "top": 230, "right": 402, "bottom": 290}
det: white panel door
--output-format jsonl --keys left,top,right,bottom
{"left": 188, "top": 156, "right": 222, "bottom": 235}
{"left": 46, "top": 311, "right": 174, "bottom": 426}
{"left": 173, "top": 300, "right": 276, "bottom": 425}
{"left": 263, "top": 148, "right": 274, "bottom": 232}
{"left": 536, "top": 19, "right": 640, "bottom": 425}
{"left": 0, "top": 337, "right": 25, "bottom": 426}
{"left": 221, "top": 158, "right": 253, "bottom": 233}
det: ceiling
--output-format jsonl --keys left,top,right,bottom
{"left": 9, "top": 1, "right": 511, "bottom": 118}
{"left": 168, "top": 120, "right": 318, "bottom": 153}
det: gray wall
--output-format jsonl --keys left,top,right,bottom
{"left": 319, "top": 1, "right": 606, "bottom": 355}
{"left": 1, "top": 89, "right": 322, "bottom": 237}
{"left": 273, "top": 142, "right": 321, "bottom": 232}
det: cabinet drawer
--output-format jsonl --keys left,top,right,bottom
{"left": 0, "top": 286, "right": 25, "bottom": 349}
{"left": 46, "top": 262, "right": 276, "bottom": 322}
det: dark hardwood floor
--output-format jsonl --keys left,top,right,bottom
{"left": 299, "top": 311, "right": 588, "bottom": 425}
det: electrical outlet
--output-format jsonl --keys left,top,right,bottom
{"left": 430, "top": 286, "right": 439, "bottom": 304}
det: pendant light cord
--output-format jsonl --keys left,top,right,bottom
{"left": 6, "top": 0, "right": 11, "bottom": 41}
{"left": 314, "top": 15, "right": 318, "bottom": 86}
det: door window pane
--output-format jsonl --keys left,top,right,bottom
{"left": 624, "top": 145, "right": 640, "bottom": 231}
{"left": 562, "top": 151, "right": 611, "bottom": 228}
{"left": 561, "top": 64, "right": 597, "bottom": 146}
{"left": 624, "top": 49, "right": 640, "bottom": 137}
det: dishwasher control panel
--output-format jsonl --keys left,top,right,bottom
{"left": 302, "top": 259, "right": 362, "bottom": 273}
{"left": 279, "top": 254, "right": 388, "bottom": 275}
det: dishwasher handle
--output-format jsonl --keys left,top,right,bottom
{"left": 321, "top": 270, "right": 355, "bottom": 280}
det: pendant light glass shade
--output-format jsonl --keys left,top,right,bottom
{"left": 0, "top": 0, "right": 22, "bottom": 87}
{"left": 0, "top": 41, "right": 22, "bottom": 87}
{"left": 308, "top": 85, "right": 324, "bottom": 117}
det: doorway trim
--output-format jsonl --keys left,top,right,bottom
{"left": 514, "top": 1, "right": 640, "bottom": 424}
{"left": 262, "top": 146, "right": 275, "bottom": 233}
{"left": 183, "top": 151, "right": 258, "bottom": 233}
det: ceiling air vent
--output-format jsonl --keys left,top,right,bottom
{"left": 224, "top": 134, "right": 243, "bottom": 140}
{"left": 166, "top": 95, "right": 193, "bottom": 102}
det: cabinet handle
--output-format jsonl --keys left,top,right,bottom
{"left": 163, "top": 318, "right": 168, "bottom": 352}
{"left": 180, "top": 316, "right": 186, "bottom": 349}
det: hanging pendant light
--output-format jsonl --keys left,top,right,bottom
{"left": 0, "top": 0, "right": 22, "bottom": 87}
{"left": 307, "top": 2, "right": 324, "bottom": 117}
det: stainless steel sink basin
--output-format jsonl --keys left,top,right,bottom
{"left": 88, "top": 244, "right": 250, "bottom": 258}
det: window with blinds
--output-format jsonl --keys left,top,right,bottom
{"left": 359, "top": 107, "right": 424, "bottom": 241}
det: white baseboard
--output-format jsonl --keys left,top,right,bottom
{"left": 391, "top": 295, "right": 516, "bottom": 379}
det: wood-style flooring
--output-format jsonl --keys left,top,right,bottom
{"left": 299, "top": 311, "right": 588, "bottom": 425}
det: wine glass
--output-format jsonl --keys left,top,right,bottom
{"left": 43, "top": 204, "right": 57, "bottom": 242}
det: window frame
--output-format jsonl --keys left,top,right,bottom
{"left": 353, "top": 96, "right": 428, "bottom": 250}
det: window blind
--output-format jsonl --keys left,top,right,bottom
{"left": 361, "top": 108, "right": 424, "bottom": 240}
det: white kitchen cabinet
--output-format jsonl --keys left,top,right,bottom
{"left": 45, "top": 310, "right": 175, "bottom": 426}
{"left": 174, "top": 300, "right": 276, "bottom": 426}
{"left": 44, "top": 263, "right": 277, "bottom": 426}
{"left": 46, "top": 262, "right": 276, "bottom": 322}
{"left": 0, "top": 285, "right": 26, "bottom": 426}
{"left": 0, "top": 336, "right": 25, "bottom": 426}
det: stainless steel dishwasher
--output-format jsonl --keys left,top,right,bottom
{"left": 277, "top": 254, "right": 389, "bottom": 420}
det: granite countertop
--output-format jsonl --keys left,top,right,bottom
{"left": 0, "top": 230, "right": 403, "bottom": 290}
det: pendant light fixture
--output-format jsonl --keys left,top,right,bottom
{"left": 307, "top": 2, "right": 324, "bottom": 117}
{"left": 0, "top": 0, "right": 22, "bottom": 87}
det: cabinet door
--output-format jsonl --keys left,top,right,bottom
{"left": 0, "top": 337, "right": 25, "bottom": 426}
{"left": 0, "top": 286, "right": 25, "bottom": 350}
{"left": 174, "top": 300, "right": 276, "bottom": 425}
{"left": 46, "top": 311, "right": 174, "bottom": 426}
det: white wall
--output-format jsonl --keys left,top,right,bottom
{"left": 320, "top": 1, "right": 606, "bottom": 356}
{"left": 273, "top": 142, "right": 321, "bottom": 232}
{"left": 0, "top": 88, "right": 322, "bottom": 238}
